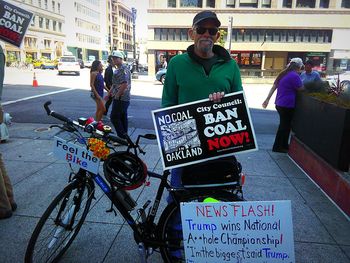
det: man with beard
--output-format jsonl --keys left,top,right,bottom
{"left": 162, "top": 10, "right": 243, "bottom": 190}
{"left": 162, "top": 10, "right": 243, "bottom": 107}
{"left": 161, "top": 10, "right": 243, "bottom": 261}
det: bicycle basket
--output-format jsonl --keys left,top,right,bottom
{"left": 103, "top": 152, "right": 147, "bottom": 190}
{"left": 181, "top": 156, "right": 242, "bottom": 187}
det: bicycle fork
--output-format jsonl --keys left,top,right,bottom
{"left": 48, "top": 204, "right": 76, "bottom": 249}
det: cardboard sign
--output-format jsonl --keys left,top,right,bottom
{"left": 0, "top": 1, "right": 33, "bottom": 47}
{"left": 152, "top": 92, "right": 257, "bottom": 169}
{"left": 53, "top": 137, "right": 100, "bottom": 174}
{"left": 180, "top": 200, "right": 295, "bottom": 263}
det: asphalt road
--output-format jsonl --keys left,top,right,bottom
{"left": 2, "top": 67, "right": 279, "bottom": 134}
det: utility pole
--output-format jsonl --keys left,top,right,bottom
{"left": 131, "top": 7, "right": 138, "bottom": 79}
{"left": 227, "top": 16, "right": 233, "bottom": 54}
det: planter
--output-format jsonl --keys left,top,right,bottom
{"left": 292, "top": 93, "right": 350, "bottom": 172}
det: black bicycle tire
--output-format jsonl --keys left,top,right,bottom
{"left": 158, "top": 191, "right": 243, "bottom": 263}
{"left": 24, "top": 179, "right": 94, "bottom": 263}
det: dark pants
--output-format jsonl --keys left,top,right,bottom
{"left": 273, "top": 105, "right": 295, "bottom": 151}
{"left": 104, "top": 96, "right": 113, "bottom": 115}
{"left": 110, "top": 99, "right": 129, "bottom": 138}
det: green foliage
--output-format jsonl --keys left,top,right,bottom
{"left": 304, "top": 80, "right": 350, "bottom": 109}
{"left": 25, "top": 54, "right": 33, "bottom": 64}
{"left": 217, "top": 29, "right": 227, "bottom": 47}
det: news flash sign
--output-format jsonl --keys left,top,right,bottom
{"left": 0, "top": 1, "right": 33, "bottom": 47}
{"left": 152, "top": 91, "right": 258, "bottom": 169}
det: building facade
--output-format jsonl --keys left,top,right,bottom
{"left": 147, "top": 0, "right": 350, "bottom": 76}
{"left": 62, "top": 0, "right": 109, "bottom": 61}
{"left": 109, "top": 0, "right": 134, "bottom": 60}
{"left": 3, "top": 0, "right": 65, "bottom": 62}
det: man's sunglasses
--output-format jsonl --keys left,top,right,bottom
{"left": 195, "top": 27, "right": 219, "bottom": 36}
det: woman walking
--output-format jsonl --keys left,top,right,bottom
{"left": 262, "top": 57, "right": 304, "bottom": 153}
{"left": 90, "top": 60, "right": 106, "bottom": 121}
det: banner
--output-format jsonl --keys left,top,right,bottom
{"left": 180, "top": 200, "right": 295, "bottom": 263}
{"left": 152, "top": 92, "right": 257, "bottom": 169}
{"left": 0, "top": 1, "right": 33, "bottom": 47}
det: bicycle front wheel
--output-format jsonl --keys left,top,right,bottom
{"left": 25, "top": 179, "right": 94, "bottom": 263}
{"left": 158, "top": 191, "right": 243, "bottom": 263}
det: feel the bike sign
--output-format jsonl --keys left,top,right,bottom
{"left": 152, "top": 91, "right": 258, "bottom": 169}
{"left": 53, "top": 137, "right": 100, "bottom": 174}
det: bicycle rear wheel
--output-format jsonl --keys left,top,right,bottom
{"left": 25, "top": 179, "right": 94, "bottom": 263}
{"left": 158, "top": 191, "right": 243, "bottom": 263}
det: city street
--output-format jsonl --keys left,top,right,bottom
{"left": 2, "top": 67, "right": 279, "bottom": 133}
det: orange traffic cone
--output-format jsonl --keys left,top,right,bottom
{"left": 32, "top": 72, "right": 38, "bottom": 87}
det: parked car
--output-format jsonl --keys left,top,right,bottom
{"left": 33, "top": 58, "right": 56, "bottom": 69}
{"left": 57, "top": 56, "right": 80, "bottom": 75}
{"left": 84, "top": 55, "right": 96, "bottom": 68}
{"left": 155, "top": 68, "right": 167, "bottom": 84}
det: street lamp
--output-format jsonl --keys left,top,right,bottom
{"left": 131, "top": 7, "right": 138, "bottom": 78}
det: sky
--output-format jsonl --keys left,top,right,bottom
{"left": 122, "top": 0, "right": 149, "bottom": 39}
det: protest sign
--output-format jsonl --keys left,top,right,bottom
{"left": 152, "top": 91, "right": 257, "bottom": 169}
{"left": 180, "top": 200, "right": 295, "bottom": 263}
{"left": 0, "top": 1, "right": 33, "bottom": 47}
{"left": 53, "top": 137, "right": 100, "bottom": 174}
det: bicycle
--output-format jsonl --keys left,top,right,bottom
{"left": 24, "top": 101, "right": 245, "bottom": 263}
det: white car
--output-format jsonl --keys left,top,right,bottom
{"left": 58, "top": 56, "right": 80, "bottom": 75}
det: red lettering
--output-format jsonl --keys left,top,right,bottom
{"left": 207, "top": 132, "right": 250, "bottom": 150}
{"left": 0, "top": 26, "right": 20, "bottom": 42}
{"left": 248, "top": 205, "right": 256, "bottom": 216}
{"left": 205, "top": 205, "right": 213, "bottom": 217}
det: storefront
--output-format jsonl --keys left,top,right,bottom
{"left": 154, "top": 50, "right": 185, "bottom": 72}
{"left": 288, "top": 52, "right": 328, "bottom": 71}
{"left": 230, "top": 51, "right": 262, "bottom": 68}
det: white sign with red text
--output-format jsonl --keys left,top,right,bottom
{"left": 180, "top": 200, "right": 295, "bottom": 263}
{"left": 53, "top": 137, "right": 100, "bottom": 174}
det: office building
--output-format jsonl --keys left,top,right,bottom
{"left": 147, "top": 0, "right": 350, "bottom": 76}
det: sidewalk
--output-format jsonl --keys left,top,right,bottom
{"left": 0, "top": 123, "right": 349, "bottom": 263}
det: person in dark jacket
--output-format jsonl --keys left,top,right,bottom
{"left": 103, "top": 55, "right": 115, "bottom": 115}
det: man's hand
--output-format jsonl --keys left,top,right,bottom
{"left": 209, "top": 92, "right": 224, "bottom": 103}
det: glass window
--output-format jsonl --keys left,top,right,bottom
{"left": 30, "top": 16, "right": 35, "bottom": 26}
{"left": 341, "top": 0, "right": 350, "bottom": 8}
{"left": 239, "top": 0, "right": 258, "bottom": 8}
{"left": 168, "top": 29, "right": 175, "bottom": 41}
{"left": 39, "top": 17, "right": 43, "bottom": 28}
{"left": 45, "top": 0, "right": 48, "bottom": 9}
{"left": 52, "top": 1, "right": 55, "bottom": 12}
{"left": 175, "top": 29, "right": 181, "bottom": 41}
{"left": 180, "top": 0, "right": 203, "bottom": 7}
{"left": 161, "top": 28, "right": 167, "bottom": 40}
{"left": 53, "top": 20, "right": 56, "bottom": 31}
{"left": 280, "top": 30, "right": 287, "bottom": 42}
{"left": 58, "top": 3, "right": 60, "bottom": 13}
{"left": 262, "top": 0, "right": 271, "bottom": 8}
{"left": 38, "top": 0, "right": 42, "bottom": 7}
{"left": 168, "top": 0, "right": 176, "bottom": 7}
{"left": 251, "top": 30, "right": 259, "bottom": 42}
{"left": 287, "top": 30, "right": 295, "bottom": 42}
{"left": 296, "top": 0, "right": 315, "bottom": 8}
{"left": 206, "top": 0, "right": 215, "bottom": 7}
{"left": 273, "top": 30, "right": 280, "bottom": 42}
{"left": 319, "top": 0, "right": 329, "bottom": 8}
{"left": 302, "top": 30, "right": 310, "bottom": 42}
{"left": 181, "top": 29, "right": 188, "bottom": 40}
{"left": 46, "top": 18, "right": 50, "bottom": 29}
{"left": 282, "top": 0, "right": 292, "bottom": 8}
{"left": 226, "top": 0, "right": 235, "bottom": 7}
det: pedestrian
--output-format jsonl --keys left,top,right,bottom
{"left": 161, "top": 10, "right": 243, "bottom": 261}
{"left": 262, "top": 57, "right": 304, "bottom": 153}
{"left": 90, "top": 60, "right": 106, "bottom": 121}
{"left": 109, "top": 51, "right": 131, "bottom": 139}
{"left": 103, "top": 55, "right": 115, "bottom": 116}
{"left": 0, "top": 45, "right": 17, "bottom": 220}
{"left": 162, "top": 57, "right": 167, "bottom": 69}
{"left": 300, "top": 59, "right": 321, "bottom": 85}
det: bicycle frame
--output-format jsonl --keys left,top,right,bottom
{"left": 70, "top": 166, "right": 175, "bottom": 247}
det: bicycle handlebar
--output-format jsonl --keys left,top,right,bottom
{"left": 44, "top": 101, "right": 73, "bottom": 125}
{"left": 44, "top": 101, "right": 129, "bottom": 146}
